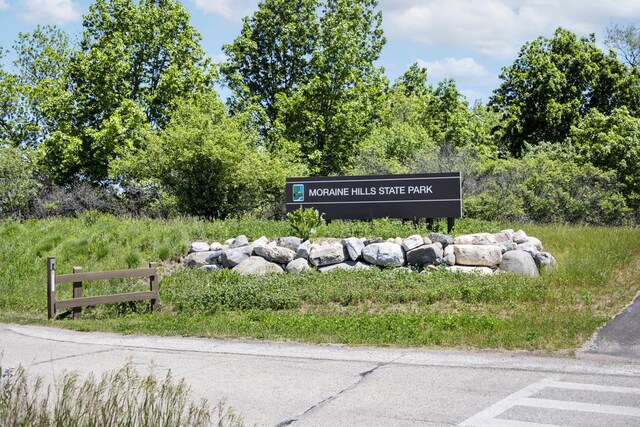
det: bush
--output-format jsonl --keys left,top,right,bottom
{"left": 0, "top": 146, "right": 41, "bottom": 218}
{"left": 465, "top": 152, "right": 631, "bottom": 225}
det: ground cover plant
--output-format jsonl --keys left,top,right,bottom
{"left": 1, "top": 215, "right": 639, "bottom": 352}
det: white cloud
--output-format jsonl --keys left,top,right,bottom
{"left": 0, "top": 0, "right": 9, "bottom": 10}
{"left": 417, "top": 57, "right": 492, "bottom": 84}
{"left": 381, "top": 0, "right": 640, "bottom": 58}
{"left": 191, "top": 0, "right": 256, "bottom": 21}
{"left": 21, "top": 0, "right": 80, "bottom": 25}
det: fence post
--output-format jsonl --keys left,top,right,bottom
{"left": 149, "top": 262, "right": 159, "bottom": 312}
{"left": 47, "top": 257, "right": 56, "bottom": 319}
{"left": 72, "top": 266, "right": 83, "bottom": 320}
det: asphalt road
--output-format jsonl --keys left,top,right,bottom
{"left": 583, "top": 295, "right": 640, "bottom": 360}
{"left": 2, "top": 324, "right": 639, "bottom": 426}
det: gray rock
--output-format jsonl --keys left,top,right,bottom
{"left": 220, "top": 246, "right": 254, "bottom": 268}
{"left": 276, "top": 236, "right": 302, "bottom": 251}
{"left": 446, "top": 266, "right": 494, "bottom": 275}
{"left": 428, "top": 233, "right": 454, "bottom": 248}
{"left": 286, "top": 258, "right": 312, "bottom": 274}
{"left": 318, "top": 261, "right": 371, "bottom": 273}
{"left": 454, "top": 233, "right": 498, "bottom": 245}
{"left": 422, "top": 236, "right": 433, "bottom": 245}
{"left": 406, "top": 244, "right": 443, "bottom": 266}
{"left": 200, "top": 264, "right": 224, "bottom": 272}
{"left": 526, "top": 236, "right": 543, "bottom": 251}
{"left": 534, "top": 252, "right": 558, "bottom": 273}
{"left": 312, "top": 237, "right": 343, "bottom": 246}
{"left": 233, "top": 256, "right": 284, "bottom": 276}
{"left": 209, "top": 242, "right": 223, "bottom": 252}
{"left": 223, "top": 238, "right": 235, "bottom": 246}
{"left": 184, "top": 250, "right": 222, "bottom": 268}
{"left": 253, "top": 245, "right": 296, "bottom": 264}
{"left": 402, "top": 234, "right": 424, "bottom": 252}
{"left": 296, "top": 240, "right": 311, "bottom": 259}
{"left": 513, "top": 229, "right": 528, "bottom": 244}
{"left": 499, "top": 242, "right": 518, "bottom": 253}
{"left": 498, "top": 250, "right": 539, "bottom": 277}
{"left": 343, "top": 237, "right": 365, "bottom": 261}
{"left": 443, "top": 245, "right": 456, "bottom": 266}
{"left": 309, "top": 243, "right": 347, "bottom": 267}
{"left": 493, "top": 230, "right": 514, "bottom": 244}
{"left": 189, "top": 241, "right": 210, "bottom": 253}
{"left": 229, "top": 235, "right": 249, "bottom": 249}
{"left": 454, "top": 245, "right": 502, "bottom": 267}
{"left": 252, "top": 236, "right": 269, "bottom": 247}
{"left": 362, "top": 242, "right": 405, "bottom": 267}
{"left": 516, "top": 242, "right": 539, "bottom": 257}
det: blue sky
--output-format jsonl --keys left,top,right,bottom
{"left": 1, "top": 0, "right": 639, "bottom": 103}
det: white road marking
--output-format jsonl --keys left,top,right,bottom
{"left": 458, "top": 376, "right": 640, "bottom": 427}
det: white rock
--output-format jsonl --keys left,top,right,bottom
{"left": 513, "top": 229, "right": 528, "bottom": 244}
{"left": 209, "top": 242, "right": 222, "bottom": 251}
{"left": 189, "top": 241, "right": 210, "bottom": 253}
{"left": 233, "top": 256, "right": 284, "bottom": 276}
{"left": 286, "top": 258, "right": 312, "bottom": 274}
{"left": 276, "top": 236, "right": 302, "bottom": 251}
{"left": 229, "top": 235, "right": 249, "bottom": 248}
{"left": 443, "top": 245, "right": 455, "bottom": 266}
{"left": 526, "top": 236, "right": 543, "bottom": 251}
{"left": 309, "top": 243, "right": 347, "bottom": 267}
{"left": 454, "top": 233, "right": 498, "bottom": 245}
{"left": 498, "top": 250, "right": 539, "bottom": 277}
{"left": 343, "top": 237, "right": 365, "bottom": 261}
{"left": 252, "top": 236, "right": 269, "bottom": 247}
{"left": 453, "top": 245, "right": 502, "bottom": 267}
{"left": 402, "top": 234, "right": 424, "bottom": 252}
{"left": 253, "top": 245, "right": 296, "bottom": 264}
{"left": 318, "top": 261, "right": 371, "bottom": 273}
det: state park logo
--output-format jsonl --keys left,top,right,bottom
{"left": 293, "top": 184, "right": 304, "bottom": 202}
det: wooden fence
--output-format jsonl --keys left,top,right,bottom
{"left": 47, "top": 257, "right": 159, "bottom": 320}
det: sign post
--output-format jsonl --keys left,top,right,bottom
{"left": 286, "top": 172, "right": 462, "bottom": 232}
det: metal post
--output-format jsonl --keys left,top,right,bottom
{"left": 47, "top": 257, "right": 56, "bottom": 319}
{"left": 72, "top": 266, "right": 83, "bottom": 320}
{"left": 447, "top": 217, "right": 455, "bottom": 234}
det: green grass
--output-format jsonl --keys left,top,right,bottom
{"left": 1, "top": 213, "right": 638, "bottom": 352}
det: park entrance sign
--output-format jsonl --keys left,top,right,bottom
{"left": 286, "top": 172, "right": 462, "bottom": 226}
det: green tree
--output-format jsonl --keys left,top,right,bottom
{"left": 0, "top": 146, "right": 41, "bottom": 218}
{"left": 0, "top": 47, "right": 26, "bottom": 146}
{"left": 606, "top": 23, "right": 640, "bottom": 68}
{"left": 570, "top": 107, "right": 640, "bottom": 211}
{"left": 221, "top": 0, "right": 319, "bottom": 141}
{"left": 491, "top": 28, "right": 640, "bottom": 156}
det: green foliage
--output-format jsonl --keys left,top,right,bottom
{"left": 287, "top": 206, "right": 324, "bottom": 240}
{"left": 0, "top": 146, "right": 41, "bottom": 218}
{"left": 465, "top": 152, "right": 631, "bottom": 225}
{"left": 112, "top": 93, "right": 290, "bottom": 218}
{"left": 0, "top": 362, "right": 244, "bottom": 426}
{"left": 491, "top": 27, "right": 640, "bottom": 156}
{"left": 570, "top": 107, "right": 640, "bottom": 211}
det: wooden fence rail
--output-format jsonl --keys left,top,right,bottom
{"left": 47, "top": 257, "right": 159, "bottom": 320}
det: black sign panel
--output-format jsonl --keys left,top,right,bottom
{"left": 285, "top": 172, "right": 461, "bottom": 220}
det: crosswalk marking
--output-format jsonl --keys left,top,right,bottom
{"left": 458, "top": 376, "right": 640, "bottom": 427}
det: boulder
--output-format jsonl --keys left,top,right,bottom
{"left": 516, "top": 242, "right": 539, "bottom": 257}
{"left": 362, "top": 242, "right": 405, "bottom": 267}
{"left": 253, "top": 245, "right": 296, "bottom": 264}
{"left": 526, "top": 236, "right": 543, "bottom": 251}
{"left": 233, "top": 256, "right": 284, "bottom": 276}
{"left": 428, "top": 233, "right": 454, "bottom": 248}
{"left": 513, "top": 229, "right": 528, "bottom": 244}
{"left": 343, "top": 237, "right": 365, "bottom": 261}
{"left": 309, "top": 243, "right": 347, "bottom": 267}
{"left": 406, "top": 244, "right": 443, "bottom": 266}
{"left": 313, "top": 237, "right": 343, "bottom": 246}
{"left": 402, "top": 234, "right": 424, "bottom": 252}
{"left": 493, "top": 230, "right": 514, "bottom": 244}
{"left": 499, "top": 242, "right": 517, "bottom": 253}
{"left": 454, "top": 245, "right": 502, "bottom": 267}
{"left": 445, "top": 266, "right": 494, "bottom": 275}
{"left": 276, "top": 236, "right": 302, "bottom": 251}
{"left": 286, "top": 258, "right": 312, "bottom": 274}
{"left": 223, "top": 238, "right": 235, "bottom": 246}
{"left": 220, "top": 246, "right": 254, "bottom": 268}
{"left": 209, "top": 242, "right": 223, "bottom": 252}
{"left": 534, "top": 252, "right": 558, "bottom": 273}
{"left": 498, "top": 250, "right": 539, "bottom": 277}
{"left": 184, "top": 250, "right": 222, "bottom": 268}
{"left": 363, "top": 237, "right": 385, "bottom": 246}
{"left": 318, "top": 261, "right": 371, "bottom": 273}
{"left": 454, "top": 233, "right": 498, "bottom": 246}
{"left": 296, "top": 240, "right": 311, "bottom": 259}
{"left": 189, "top": 241, "right": 210, "bottom": 253}
{"left": 229, "top": 235, "right": 249, "bottom": 249}
{"left": 252, "top": 236, "right": 270, "bottom": 247}
{"left": 443, "top": 245, "right": 456, "bottom": 266}
{"left": 422, "top": 236, "right": 433, "bottom": 245}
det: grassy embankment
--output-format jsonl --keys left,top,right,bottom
{"left": 0, "top": 214, "right": 638, "bottom": 352}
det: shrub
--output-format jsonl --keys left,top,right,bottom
{"left": 0, "top": 146, "right": 41, "bottom": 218}
{"left": 288, "top": 206, "right": 324, "bottom": 241}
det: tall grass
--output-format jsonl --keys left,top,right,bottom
{"left": 0, "top": 362, "right": 244, "bottom": 427}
